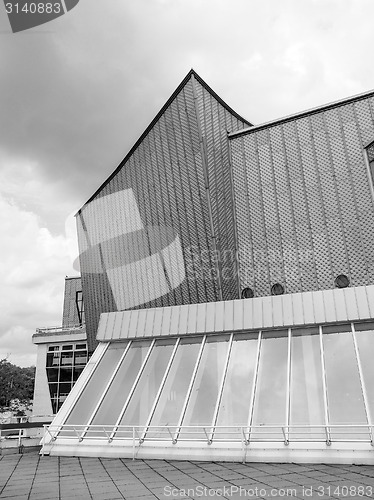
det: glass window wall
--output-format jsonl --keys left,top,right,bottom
{"left": 58, "top": 322, "right": 374, "bottom": 444}
{"left": 63, "top": 343, "right": 126, "bottom": 432}
{"left": 290, "top": 328, "right": 325, "bottom": 439}
{"left": 251, "top": 330, "right": 288, "bottom": 439}
{"left": 146, "top": 337, "right": 202, "bottom": 439}
{"left": 46, "top": 342, "right": 88, "bottom": 414}
{"left": 355, "top": 324, "right": 374, "bottom": 420}
{"left": 118, "top": 339, "right": 175, "bottom": 435}
{"left": 86, "top": 340, "right": 151, "bottom": 437}
{"left": 179, "top": 335, "right": 230, "bottom": 439}
{"left": 214, "top": 333, "right": 258, "bottom": 439}
{"left": 322, "top": 325, "right": 367, "bottom": 439}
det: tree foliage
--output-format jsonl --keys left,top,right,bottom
{"left": 0, "top": 358, "right": 35, "bottom": 408}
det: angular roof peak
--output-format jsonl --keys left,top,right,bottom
{"left": 77, "top": 70, "right": 251, "bottom": 213}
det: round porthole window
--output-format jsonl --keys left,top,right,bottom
{"left": 241, "top": 287, "right": 254, "bottom": 299}
{"left": 271, "top": 283, "right": 285, "bottom": 296}
{"left": 335, "top": 274, "right": 350, "bottom": 288}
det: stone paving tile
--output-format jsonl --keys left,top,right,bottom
{"left": 1, "top": 453, "right": 374, "bottom": 499}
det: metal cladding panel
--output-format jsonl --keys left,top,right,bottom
{"left": 272, "top": 295, "right": 283, "bottom": 327}
{"left": 233, "top": 299, "right": 244, "bottom": 331}
{"left": 343, "top": 287, "right": 360, "bottom": 320}
{"left": 223, "top": 300, "right": 234, "bottom": 331}
{"left": 77, "top": 73, "right": 249, "bottom": 351}
{"left": 231, "top": 95, "right": 374, "bottom": 299}
{"left": 96, "top": 285, "right": 374, "bottom": 340}
{"left": 62, "top": 277, "right": 82, "bottom": 327}
{"left": 301, "top": 291, "right": 314, "bottom": 325}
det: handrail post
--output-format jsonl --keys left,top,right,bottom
{"left": 241, "top": 427, "right": 248, "bottom": 464}
{"left": 241, "top": 426, "right": 249, "bottom": 446}
{"left": 18, "top": 429, "right": 22, "bottom": 452}
{"left": 202, "top": 427, "right": 212, "bottom": 445}
{"left": 282, "top": 426, "right": 289, "bottom": 446}
{"left": 41, "top": 425, "right": 46, "bottom": 456}
{"left": 132, "top": 427, "right": 135, "bottom": 461}
{"left": 166, "top": 427, "right": 176, "bottom": 444}
{"left": 325, "top": 425, "right": 331, "bottom": 446}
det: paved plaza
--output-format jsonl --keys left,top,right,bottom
{"left": 1, "top": 452, "right": 374, "bottom": 499}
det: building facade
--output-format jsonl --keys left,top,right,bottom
{"left": 41, "top": 72, "right": 374, "bottom": 463}
{"left": 32, "top": 277, "right": 87, "bottom": 419}
{"left": 76, "top": 70, "right": 251, "bottom": 353}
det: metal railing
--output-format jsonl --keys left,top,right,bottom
{"left": 0, "top": 422, "right": 49, "bottom": 453}
{"left": 42, "top": 423, "right": 374, "bottom": 452}
{"left": 35, "top": 325, "right": 85, "bottom": 334}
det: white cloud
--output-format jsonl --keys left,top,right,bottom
{"left": 0, "top": 193, "right": 75, "bottom": 367}
{"left": 1, "top": 0, "right": 374, "bottom": 367}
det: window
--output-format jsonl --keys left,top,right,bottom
{"left": 366, "top": 141, "right": 374, "bottom": 186}
{"left": 75, "top": 291, "right": 85, "bottom": 325}
{"left": 46, "top": 342, "right": 88, "bottom": 413}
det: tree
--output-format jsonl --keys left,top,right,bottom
{"left": 0, "top": 358, "right": 35, "bottom": 408}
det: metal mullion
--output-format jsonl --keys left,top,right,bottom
{"left": 319, "top": 325, "right": 331, "bottom": 444}
{"left": 79, "top": 341, "right": 132, "bottom": 440}
{"left": 109, "top": 340, "right": 155, "bottom": 441}
{"left": 285, "top": 328, "right": 292, "bottom": 444}
{"left": 351, "top": 323, "right": 373, "bottom": 444}
{"left": 246, "top": 331, "right": 262, "bottom": 442}
{"left": 173, "top": 335, "right": 206, "bottom": 443}
{"left": 141, "top": 338, "right": 180, "bottom": 442}
{"left": 209, "top": 333, "right": 234, "bottom": 442}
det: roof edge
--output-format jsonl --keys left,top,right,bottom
{"left": 76, "top": 69, "right": 252, "bottom": 216}
{"left": 229, "top": 87, "right": 374, "bottom": 139}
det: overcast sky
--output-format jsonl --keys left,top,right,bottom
{"left": 1, "top": 0, "right": 374, "bottom": 367}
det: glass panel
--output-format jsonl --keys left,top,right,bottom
{"left": 87, "top": 340, "right": 151, "bottom": 437}
{"left": 180, "top": 335, "right": 230, "bottom": 439}
{"left": 323, "top": 327, "right": 368, "bottom": 440}
{"left": 47, "top": 352, "right": 60, "bottom": 367}
{"left": 59, "top": 383, "right": 72, "bottom": 404}
{"left": 73, "top": 367, "right": 84, "bottom": 382}
{"left": 48, "top": 346, "right": 60, "bottom": 352}
{"left": 355, "top": 329, "right": 374, "bottom": 419}
{"left": 117, "top": 339, "right": 175, "bottom": 437}
{"left": 290, "top": 330, "right": 325, "bottom": 439}
{"left": 62, "top": 345, "right": 73, "bottom": 351}
{"left": 59, "top": 367, "right": 73, "bottom": 383}
{"left": 215, "top": 333, "right": 258, "bottom": 440}
{"left": 46, "top": 368, "right": 59, "bottom": 383}
{"left": 49, "top": 383, "right": 58, "bottom": 399}
{"left": 146, "top": 337, "right": 202, "bottom": 439}
{"left": 61, "top": 352, "right": 73, "bottom": 365}
{"left": 251, "top": 331, "right": 288, "bottom": 439}
{"left": 74, "top": 352, "right": 87, "bottom": 365}
{"left": 62, "top": 343, "right": 127, "bottom": 435}
{"left": 51, "top": 399, "right": 58, "bottom": 414}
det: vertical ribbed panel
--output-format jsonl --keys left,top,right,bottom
{"left": 194, "top": 79, "right": 247, "bottom": 301}
{"left": 77, "top": 72, "right": 249, "bottom": 351}
{"left": 96, "top": 285, "right": 374, "bottom": 340}
{"left": 231, "top": 95, "right": 374, "bottom": 298}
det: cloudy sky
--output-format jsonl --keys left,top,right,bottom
{"left": 0, "top": 0, "right": 374, "bottom": 366}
